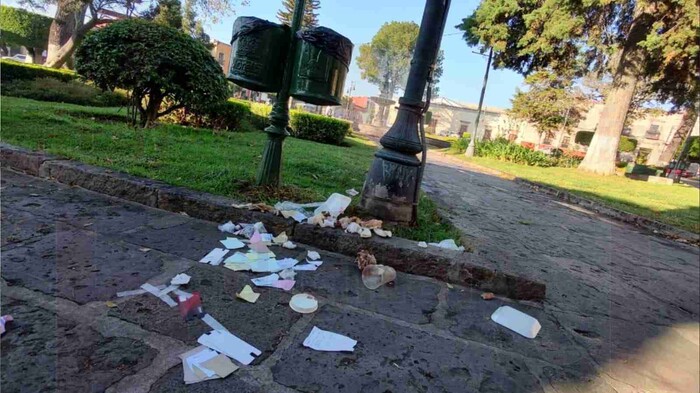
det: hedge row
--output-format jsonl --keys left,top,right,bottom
{"left": 289, "top": 111, "right": 350, "bottom": 146}
{"left": 1, "top": 59, "right": 77, "bottom": 82}
{"left": 575, "top": 130, "right": 637, "bottom": 152}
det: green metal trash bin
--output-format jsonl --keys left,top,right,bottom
{"left": 290, "top": 27, "right": 353, "bottom": 106}
{"left": 228, "top": 17, "right": 290, "bottom": 92}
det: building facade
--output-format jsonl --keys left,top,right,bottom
{"left": 210, "top": 40, "right": 232, "bottom": 74}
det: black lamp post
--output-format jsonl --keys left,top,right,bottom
{"left": 359, "top": 0, "right": 451, "bottom": 224}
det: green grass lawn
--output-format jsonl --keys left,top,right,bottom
{"left": 1, "top": 96, "right": 462, "bottom": 243}
{"left": 453, "top": 155, "right": 700, "bottom": 233}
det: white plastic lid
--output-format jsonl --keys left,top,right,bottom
{"left": 289, "top": 294, "right": 318, "bottom": 314}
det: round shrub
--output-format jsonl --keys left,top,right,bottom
{"left": 618, "top": 136, "right": 637, "bottom": 152}
{"left": 75, "top": 19, "right": 228, "bottom": 127}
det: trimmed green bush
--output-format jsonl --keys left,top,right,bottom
{"left": 476, "top": 138, "right": 555, "bottom": 166}
{"left": 450, "top": 135, "right": 471, "bottom": 153}
{"left": 1, "top": 77, "right": 128, "bottom": 107}
{"left": 289, "top": 111, "right": 351, "bottom": 145}
{"left": 0, "top": 59, "right": 77, "bottom": 82}
{"left": 162, "top": 99, "right": 250, "bottom": 130}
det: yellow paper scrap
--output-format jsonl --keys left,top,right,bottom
{"left": 236, "top": 285, "right": 260, "bottom": 303}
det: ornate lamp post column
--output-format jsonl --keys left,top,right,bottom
{"left": 256, "top": 0, "right": 306, "bottom": 186}
{"left": 359, "top": 0, "right": 451, "bottom": 223}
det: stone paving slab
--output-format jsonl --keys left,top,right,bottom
{"left": 1, "top": 227, "right": 165, "bottom": 304}
{"left": 1, "top": 208, "right": 55, "bottom": 248}
{"left": 293, "top": 252, "right": 441, "bottom": 324}
{"left": 112, "top": 264, "right": 303, "bottom": 363}
{"left": 1, "top": 297, "right": 157, "bottom": 393}
{"left": 148, "top": 366, "right": 264, "bottom": 393}
{"left": 271, "top": 306, "right": 545, "bottom": 393}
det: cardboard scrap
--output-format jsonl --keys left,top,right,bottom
{"left": 236, "top": 285, "right": 260, "bottom": 303}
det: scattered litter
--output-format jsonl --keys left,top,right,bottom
{"left": 361, "top": 265, "right": 396, "bottom": 290}
{"left": 201, "top": 313, "right": 230, "bottom": 333}
{"left": 314, "top": 193, "right": 351, "bottom": 218}
{"left": 178, "top": 291, "right": 203, "bottom": 319}
{"left": 139, "top": 247, "right": 151, "bottom": 252}
{"left": 491, "top": 306, "right": 541, "bottom": 339}
{"left": 373, "top": 228, "right": 392, "bottom": 238}
{"left": 186, "top": 347, "right": 219, "bottom": 378}
{"left": 345, "top": 188, "right": 359, "bottom": 196}
{"left": 282, "top": 240, "right": 297, "bottom": 249}
{"left": 279, "top": 268, "right": 297, "bottom": 280}
{"left": 246, "top": 251, "right": 276, "bottom": 261}
{"left": 218, "top": 221, "right": 238, "bottom": 233}
{"left": 236, "top": 285, "right": 260, "bottom": 303}
{"left": 224, "top": 263, "right": 250, "bottom": 272}
{"left": 428, "top": 239, "right": 465, "bottom": 252}
{"left": 308, "top": 213, "right": 326, "bottom": 226}
{"left": 180, "top": 346, "right": 221, "bottom": 384}
{"left": 359, "top": 227, "right": 372, "bottom": 238}
{"left": 361, "top": 219, "right": 383, "bottom": 229}
{"left": 307, "top": 251, "right": 321, "bottom": 261}
{"left": 200, "top": 248, "right": 228, "bottom": 265}
{"left": 0, "top": 315, "right": 13, "bottom": 335}
{"left": 481, "top": 292, "right": 495, "bottom": 300}
{"left": 345, "top": 222, "right": 361, "bottom": 234}
{"left": 171, "top": 273, "right": 191, "bottom": 286}
{"left": 249, "top": 240, "right": 272, "bottom": 254}
{"left": 446, "top": 283, "right": 454, "bottom": 289}
{"left": 249, "top": 258, "right": 298, "bottom": 273}
{"left": 251, "top": 273, "right": 280, "bottom": 287}
{"left": 224, "top": 252, "right": 249, "bottom": 264}
{"left": 179, "top": 211, "right": 189, "bottom": 216}
{"left": 198, "top": 330, "right": 262, "bottom": 365}
{"left": 417, "top": 241, "right": 428, "bottom": 248}
{"left": 303, "top": 326, "right": 357, "bottom": 352}
{"left": 220, "top": 237, "right": 245, "bottom": 250}
{"left": 260, "top": 233, "right": 274, "bottom": 242}
{"left": 280, "top": 210, "right": 307, "bottom": 222}
{"left": 356, "top": 249, "right": 377, "bottom": 270}
{"left": 338, "top": 216, "right": 356, "bottom": 229}
{"left": 290, "top": 294, "right": 318, "bottom": 314}
{"left": 106, "top": 301, "right": 118, "bottom": 308}
{"left": 320, "top": 217, "right": 336, "bottom": 228}
{"left": 293, "top": 261, "right": 322, "bottom": 271}
{"left": 141, "top": 283, "right": 178, "bottom": 307}
{"left": 272, "top": 280, "right": 296, "bottom": 290}
{"left": 272, "top": 232, "right": 288, "bottom": 244}
{"left": 173, "top": 288, "right": 193, "bottom": 300}
{"left": 275, "top": 201, "right": 323, "bottom": 211}
{"left": 200, "top": 353, "right": 238, "bottom": 378}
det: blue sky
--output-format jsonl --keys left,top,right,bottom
{"left": 9, "top": 0, "right": 525, "bottom": 108}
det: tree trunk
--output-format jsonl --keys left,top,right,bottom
{"left": 46, "top": 1, "right": 87, "bottom": 68}
{"left": 142, "top": 90, "right": 164, "bottom": 128}
{"left": 578, "top": 7, "right": 651, "bottom": 175}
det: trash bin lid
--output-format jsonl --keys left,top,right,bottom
{"left": 296, "top": 27, "right": 353, "bottom": 67}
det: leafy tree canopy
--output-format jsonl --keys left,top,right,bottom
{"left": 142, "top": 0, "right": 182, "bottom": 29}
{"left": 277, "top": 0, "right": 320, "bottom": 28}
{"left": 357, "top": 21, "right": 443, "bottom": 98}
{"left": 0, "top": 5, "right": 52, "bottom": 49}
{"left": 75, "top": 19, "right": 228, "bottom": 127}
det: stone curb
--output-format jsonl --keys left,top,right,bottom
{"left": 512, "top": 178, "right": 699, "bottom": 246}
{"left": 1, "top": 143, "right": 545, "bottom": 300}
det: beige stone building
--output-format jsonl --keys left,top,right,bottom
{"left": 387, "top": 96, "right": 690, "bottom": 166}
{"left": 210, "top": 40, "right": 232, "bottom": 74}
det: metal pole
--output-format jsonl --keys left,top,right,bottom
{"left": 359, "top": 0, "right": 451, "bottom": 223}
{"left": 465, "top": 47, "right": 493, "bottom": 157}
{"left": 256, "top": 0, "right": 306, "bottom": 186}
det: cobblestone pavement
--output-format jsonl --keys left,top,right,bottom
{"left": 2, "top": 167, "right": 699, "bottom": 392}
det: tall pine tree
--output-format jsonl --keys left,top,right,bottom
{"left": 277, "top": 0, "right": 320, "bottom": 28}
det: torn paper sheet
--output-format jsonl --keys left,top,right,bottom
{"left": 314, "top": 193, "right": 351, "bottom": 218}
{"left": 201, "top": 354, "right": 238, "bottom": 378}
{"left": 220, "top": 237, "right": 245, "bottom": 250}
{"left": 275, "top": 201, "right": 323, "bottom": 211}
{"left": 218, "top": 221, "right": 238, "bottom": 234}
{"left": 272, "top": 280, "right": 295, "bottom": 291}
{"left": 279, "top": 268, "right": 296, "bottom": 280}
{"left": 246, "top": 251, "right": 275, "bottom": 261}
{"left": 201, "top": 314, "right": 230, "bottom": 333}
{"left": 417, "top": 241, "right": 428, "bottom": 248}
{"left": 186, "top": 347, "right": 219, "bottom": 378}
{"left": 200, "top": 248, "right": 228, "bottom": 265}
{"left": 251, "top": 273, "right": 280, "bottom": 287}
{"left": 180, "top": 346, "right": 220, "bottom": 384}
{"left": 345, "top": 188, "right": 359, "bottom": 196}
{"left": 345, "top": 222, "right": 361, "bottom": 234}
{"left": 236, "top": 285, "right": 260, "bottom": 303}
{"left": 303, "top": 326, "right": 357, "bottom": 352}
{"left": 224, "top": 263, "right": 250, "bottom": 272}
{"left": 173, "top": 288, "right": 193, "bottom": 300}
{"left": 197, "top": 330, "right": 262, "bottom": 365}
{"left": 272, "top": 232, "right": 288, "bottom": 244}
{"left": 141, "top": 283, "right": 178, "bottom": 307}
{"left": 293, "top": 261, "right": 322, "bottom": 271}
{"left": 171, "top": 273, "right": 191, "bottom": 286}
{"left": 280, "top": 210, "right": 307, "bottom": 222}
{"left": 224, "top": 252, "right": 249, "bottom": 264}
{"left": 260, "top": 233, "right": 273, "bottom": 243}
{"left": 373, "top": 228, "right": 392, "bottom": 238}
{"left": 428, "top": 239, "right": 465, "bottom": 252}
{"left": 282, "top": 240, "right": 297, "bottom": 249}
{"left": 307, "top": 251, "right": 321, "bottom": 261}
{"left": 359, "top": 227, "right": 372, "bottom": 238}
{"left": 116, "top": 288, "right": 147, "bottom": 298}
{"left": 491, "top": 306, "right": 541, "bottom": 339}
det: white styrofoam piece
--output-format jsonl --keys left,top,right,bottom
{"left": 490, "top": 306, "right": 541, "bottom": 339}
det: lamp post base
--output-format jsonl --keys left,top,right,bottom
{"left": 464, "top": 139, "right": 475, "bottom": 157}
{"left": 256, "top": 125, "right": 288, "bottom": 186}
